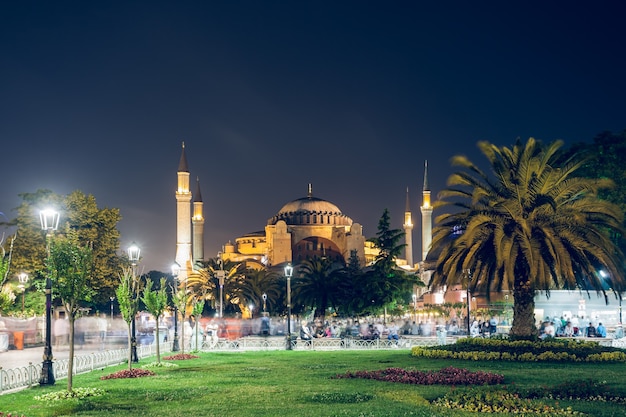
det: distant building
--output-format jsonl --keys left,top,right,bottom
{"left": 174, "top": 143, "right": 431, "bottom": 276}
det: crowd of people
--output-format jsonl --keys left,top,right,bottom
{"left": 538, "top": 316, "right": 609, "bottom": 339}
{"left": 181, "top": 316, "right": 471, "bottom": 348}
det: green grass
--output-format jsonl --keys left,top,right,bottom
{"left": 2, "top": 350, "right": 626, "bottom": 416}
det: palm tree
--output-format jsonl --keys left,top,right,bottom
{"left": 430, "top": 138, "right": 625, "bottom": 339}
{"left": 238, "top": 268, "right": 281, "bottom": 313}
{"left": 188, "top": 257, "right": 244, "bottom": 316}
{"left": 294, "top": 256, "right": 345, "bottom": 320}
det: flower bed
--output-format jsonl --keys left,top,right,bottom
{"left": 333, "top": 366, "right": 504, "bottom": 385}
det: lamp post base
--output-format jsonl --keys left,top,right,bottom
{"left": 39, "top": 350, "right": 55, "bottom": 385}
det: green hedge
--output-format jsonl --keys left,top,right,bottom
{"left": 412, "top": 337, "right": 626, "bottom": 362}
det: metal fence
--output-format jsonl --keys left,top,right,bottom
{"left": 0, "top": 342, "right": 171, "bottom": 395}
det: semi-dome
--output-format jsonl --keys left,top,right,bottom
{"left": 267, "top": 185, "right": 353, "bottom": 226}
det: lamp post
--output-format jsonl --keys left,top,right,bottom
{"left": 464, "top": 269, "right": 472, "bottom": 335}
{"left": 412, "top": 293, "right": 417, "bottom": 323}
{"left": 110, "top": 297, "right": 115, "bottom": 320}
{"left": 128, "top": 243, "right": 140, "bottom": 363}
{"left": 171, "top": 263, "right": 180, "bottom": 351}
{"left": 18, "top": 272, "right": 28, "bottom": 314}
{"left": 39, "top": 208, "right": 59, "bottom": 386}
{"left": 217, "top": 251, "right": 225, "bottom": 318}
{"left": 262, "top": 293, "right": 267, "bottom": 312}
{"left": 284, "top": 263, "right": 293, "bottom": 350}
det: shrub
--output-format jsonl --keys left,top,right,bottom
{"left": 412, "top": 337, "right": 626, "bottom": 362}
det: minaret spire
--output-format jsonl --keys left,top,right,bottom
{"left": 192, "top": 176, "right": 205, "bottom": 264}
{"left": 423, "top": 160, "right": 429, "bottom": 192}
{"left": 403, "top": 187, "right": 414, "bottom": 267}
{"left": 175, "top": 142, "right": 193, "bottom": 280}
{"left": 420, "top": 160, "right": 433, "bottom": 283}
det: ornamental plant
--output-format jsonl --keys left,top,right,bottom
{"left": 333, "top": 366, "right": 504, "bottom": 385}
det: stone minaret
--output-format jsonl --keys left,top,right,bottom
{"left": 192, "top": 176, "right": 205, "bottom": 265}
{"left": 420, "top": 160, "right": 433, "bottom": 263}
{"left": 403, "top": 187, "right": 414, "bottom": 267}
{"left": 175, "top": 142, "right": 193, "bottom": 280}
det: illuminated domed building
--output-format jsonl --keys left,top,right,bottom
{"left": 174, "top": 143, "right": 431, "bottom": 277}
{"left": 221, "top": 184, "right": 367, "bottom": 269}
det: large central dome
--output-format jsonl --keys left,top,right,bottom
{"left": 267, "top": 186, "right": 353, "bottom": 226}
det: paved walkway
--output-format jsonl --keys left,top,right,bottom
{"left": 0, "top": 343, "right": 119, "bottom": 370}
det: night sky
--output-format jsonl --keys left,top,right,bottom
{"left": 2, "top": 2, "right": 625, "bottom": 272}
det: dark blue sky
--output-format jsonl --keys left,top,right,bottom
{"left": 2, "top": 1, "right": 625, "bottom": 272}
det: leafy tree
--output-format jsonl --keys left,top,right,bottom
{"left": 337, "top": 250, "right": 367, "bottom": 316}
{"left": 47, "top": 231, "right": 94, "bottom": 392}
{"left": 172, "top": 281, "right": 190, "bottom": 353}
{"left": 6, "top": 189, "right": 123, "bottom": 311}
{"left": 115, "top": 266, "right": 141, "bottom": 370}
{"left": 142, "top": 278, "right": 168, "bottom": 363}
{"left": 364, "top": 209, "right": 413, "bottom": 311}
{"left": 563, "top": 130, "right": 626, "bottom": 291}
{"left": 430, "top": 138, "right": 625, "bottom": 339}
{"left": 0, "top": 234, "right": 17, "bottom": 313}
{"left": 190, "top": 298, "right": 205, "bottom": 351}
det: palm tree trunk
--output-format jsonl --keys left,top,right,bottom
{"left": 510, "top": 277, "right": 538, "bottom": 340}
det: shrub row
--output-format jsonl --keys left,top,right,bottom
{"left": 411, "top": 337, "right": 626, "bottom": 362}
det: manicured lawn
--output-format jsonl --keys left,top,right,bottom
{"left": 2, "top": 350, "right": 625, "bottom": 416}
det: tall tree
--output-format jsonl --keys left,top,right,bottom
{"left": 7, "top": 189, "right": 123, "bottom": 311}
{"left": 364, "top": 209, "right": 413, "bottom": 311}
{"left": 47, "top": 231, "right": 94, "bottom": 392}
{"left": 142, "top": 278, "right": 168, "bottom": 363}
{"left": 115, "top": 266, "right": 141, "bottom": 370}
{"left": 430, "top": 138, "right": 625, "bottom": 339}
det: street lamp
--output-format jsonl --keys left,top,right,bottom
{"left": 262, "top": 293, "right": 267, "bottom": 312}
{"left": 18, "top": 272, "right": 28, "bottom": 314}
{"left": 128, "top": 243, "right": 140, "bottom": 363}
{"left": 217, "top": 251, "right": 225, "bottom": 318}
{"left": 284, "top": 263, "right": 293, "bottom": 350}
{"left": 412, "top": 293, "right": 417, "bottom": 323}
{"left": 171, "top": 263, "right": 180, "bottom": 352}
{"left": 110, "top": 296, "right": 115, "bottom": 320}
{"left": 39, "top": 208, "right": 59, "bottom": 386}
{"left": 464, "top": 269, "right": 472, "bottom": 335}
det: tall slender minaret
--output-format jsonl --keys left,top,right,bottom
{"left": 175, "top": 142, "right": 193, "bottom": 280}
{"left": 420, "top": 160, "right": 433, "bottom": 263}
{"left": 403, "top": 187, "right": 414, "bottom": 267}
{"left": 192, "top": 176, "right": 205, "bottom": 264}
